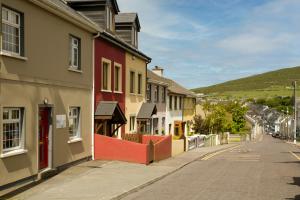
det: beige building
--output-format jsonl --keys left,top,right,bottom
{"left": 115, "top": 13, "right": 152, "bottom": 134}
{"left": 0, "top": 0, "right": 98, "bottom": 188}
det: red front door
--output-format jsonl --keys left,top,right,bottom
{"left": 39, "top": 107, "right": 50, "bottom": 170}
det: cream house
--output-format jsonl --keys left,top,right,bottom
{"left": 0, "top": 0, "right": 98, "bottom": 190}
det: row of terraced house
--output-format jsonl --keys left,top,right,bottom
{"left": 0, "top": 0, "right": 197, "bottom": 190}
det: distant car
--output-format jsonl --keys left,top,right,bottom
{"left": 272, "top": 132, "right": 279, "bottom": 138}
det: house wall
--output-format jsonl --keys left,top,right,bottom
{"left": 165, "top": 94, "right": 183, "bottom": 136}
{"left": 0, "top": 0, "right": 94, "bottom": 187}
{"left": 94, "top": 37, "right": 126, "bottom": 133}
{"left": 183, "top": 97, "right": 196, "bottom": 134}
{"left": 124, "top": 52, "right": 147, "bottom": 133}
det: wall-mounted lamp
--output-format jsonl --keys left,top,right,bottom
{"left": 43, "top": 98, "right": 48, "bottom": 105}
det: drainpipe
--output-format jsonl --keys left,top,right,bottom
{"left": 91, "top": 32, "right": 100, "bottom": 160}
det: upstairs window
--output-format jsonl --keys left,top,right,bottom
{"left": 70, "top": 36, "right": 81, "bottom": 70}
{"left": 179, "top": 97, "right": 182, "bottom": 110}
{"left": 69, "top": 107, "right": 80, "bottom": 139}
{"left": 114, "top": 63, "right": 122, "bottom": 92}
{"left": 174, "top": 96, "right": 178, "bottom": 110}
{"left": 154, "top": 85, "right": 159, "bottom": 102}
{"left": 2, "top": 7, "right": 23, "bottom": 56}
{"left": 146, "top": 84, "right": 151, "bottom": 101}
{"left": 162, "top": 87, "right": 166, "bottom": 103}
{"left": 130, "top": 71, "right": 135, "bottom": 94}
{"left": 2, "top": 108, "right": 24, "bottom": 153}
{"left": 169, "top": 95, "right": 173, "bottom": 110}
{"left": 138, "top": 74, "right": 142, "bottom": 94}
{"left": 102, "top": 59, "right": 111, "bottom": 91}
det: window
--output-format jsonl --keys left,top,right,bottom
{"left": 114, "top": 64, "right": 122, "bottom": 92}
{"left": 132, "top": 27, "right": 138, "bottom": 47}
{"left": 102, "top": 59, "right": 111, "bottom": 91}
{"left": 2, "top": 7, "right": 23, "bottom": 55}
{"left": 169, "top": 95, "right": 173, "bottom": 110}
{"left": 168, "top": 124, "right": 172, "bottom": 135}
{"left": 69, "top": 107, "right": 80, "bottom": 139}
{"left": 129, "top": 116, "right": 136, "bottom": 131}
{"left": 130, "top": 71, "right": 135, "bottom": 94}
{"left": 154, "top": 85, "right": 159, "bottom": 102}
{"left": 70, "top": 36, "right": 81, "bottom": 69}
{"left": 138, "top": 74, "right": 142, "bottom": 94}
{"left": 106, "top": 8, "right": 113, "bottom": 31}
{"left": 162, "top": 87, "right": 166, "bottom": 103}
{"left": 179, "top": 97, "right": 182, "bottom": 110}
{"left": 162, "top": 117, "right": 165, "bottom": 130}
{"left": 174, "top": 96, "right": 178, "bottom": 110}
{"left": 2, "top": 108, "right": 24, "bottom": 153}
{"left": 146, "top": 84, "right": 151, "bottom": 101}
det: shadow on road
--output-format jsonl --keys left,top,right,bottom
{"left": 285, "top": 177, "right": 300, "bottom": 200}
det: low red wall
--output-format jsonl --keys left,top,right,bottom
{"left": 142, "top": 135, "right": 165, "bottom": 144}
{"left": 143, "top": 135, "right": 172, "bottom": 162}
{"left": 94, "top": 134, "right": 150, "bottom": 164}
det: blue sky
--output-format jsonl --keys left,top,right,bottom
{"left": 118, "top": 0, "right": 300, "bottom": 89}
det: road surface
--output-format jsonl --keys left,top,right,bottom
{"left": 122, "top": 135, "right": 300, "bottom": 200}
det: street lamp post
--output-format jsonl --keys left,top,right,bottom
{"left": 293, "top": 81, "right": 297, "bottom": 144}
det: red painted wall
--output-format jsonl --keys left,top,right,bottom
{"left": 143, "top": 135, "right": 172, "bottom": 162}
{"left": 94, "top": 37, "right": 126, "bottom": 133}
{"left": 94, "top": 134, "right": 151, "bottom": 165}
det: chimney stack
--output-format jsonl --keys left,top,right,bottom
{"left": 152, "top": 66, "right": 164, "bottom": 77}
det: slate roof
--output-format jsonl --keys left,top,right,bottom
{"left": 95, "top": 101, "right": 126, "bottom": 123}
{"left": 115, "top": 13, "right": 140, "bottom": 31}
{"left": 32, "top": 0, "right": 100, "bottom": 32}
{"left": 137, "top": 103, "right": 157, "bottom": 119}
{"left": 147, "top": 70, "right": 196, "bottom": 97}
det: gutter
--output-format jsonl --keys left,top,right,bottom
{"left": 99, "top": 32, "right": 151, "bottom": 63}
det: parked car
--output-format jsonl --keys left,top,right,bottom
{"left": 272, "top": 132, "right": 280, "bottom": 138}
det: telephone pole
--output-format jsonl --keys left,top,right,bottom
{"left": 293, "top": 81, "right": 297, "bottom": 144}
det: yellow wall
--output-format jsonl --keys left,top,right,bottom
{"left": 183, "top": 97, "right": 196, "bottom": 122}
{"left": 124, "top": 52, "right": 147, "bottom": 133}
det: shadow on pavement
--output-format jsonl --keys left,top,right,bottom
{"left": 285, "top": 177, "right": 300, "bottom": 200}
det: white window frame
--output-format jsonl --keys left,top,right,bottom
{"left": 154, "top": 85, "right": 159, "bottom": 102}
{"left": 68, "top": 107, "right": 81, "bottom": 140}
{"left": 70, "top": 36, "right": 80, "bottom": 70}
{"left": 2, "top": 107, "right": 24, "bottom": 153}
{"left": 129, "top": 116, "right": 136, "bottom": 132}
{"left": 101, "top": 58, "right": 112, "bottom": 92}
{"left": 1, "top": 7, "right": 21, "bottom": 55}
{"left": 114, "top": 63, "right": 122, "bottom": 93}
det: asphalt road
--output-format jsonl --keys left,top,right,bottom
{"left": 122, "top": 135, "right": 300, "bottom": 200}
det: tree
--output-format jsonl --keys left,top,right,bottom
{"left": 192, "top": 115, "right": 208, "bottom": 134}
{"left": 231, "top": 104, "right": 247, "bottom": 133}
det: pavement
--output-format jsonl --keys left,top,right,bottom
{"left": 121, "top": 135, "right": 300, "bottom": 200}
{"left": 4, "top": 143, "right": 238, "bottom": 200}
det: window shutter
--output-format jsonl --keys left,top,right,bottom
{"left": 20, "top": 13, "right": 25, "bottom": 56}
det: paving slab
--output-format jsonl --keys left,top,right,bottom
{"left": 6, "top": 144, "right": 238, "bottom": 200}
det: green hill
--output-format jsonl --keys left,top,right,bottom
{"left": 192, "top": 66, "right": 300, "bottom": 98}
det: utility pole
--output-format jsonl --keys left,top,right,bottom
{"left": 293, "top": 81, "right": 297, "bottom": 144}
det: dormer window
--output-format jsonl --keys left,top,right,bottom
{"left": 132, "top": 27, "right": 138, "bottom": 47}
{"left": 106, "top": 7, "right": 114, "bottom": 31}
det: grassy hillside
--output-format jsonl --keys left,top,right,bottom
{"left": 192, "top": 66, "right": 300, "bottom": 98}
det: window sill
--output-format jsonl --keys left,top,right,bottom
{"left": 0, "top": 149, "right": 28, "bottom": 158}
{"left": 101, "top": 89, "right": 112, "bottom": 93}
{"left": 68, "top": 67, "right": 83, "bottom": 73}
{"left": 68, "top": 138, "right": 83, "bottom": 144}
{"left": 0, "top": 51, "right": 28, "bottom": 61}
{"left": 114, "top": 91, "right": 123, "bottom": 94}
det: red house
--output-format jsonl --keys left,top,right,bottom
{"left": 67, "top": 0, "right": 150, "bottom": 138}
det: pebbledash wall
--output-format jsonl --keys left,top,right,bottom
{"left": 0, "top": 0, "right": 96, "bottom": 187}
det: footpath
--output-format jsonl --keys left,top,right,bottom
{"left": 4, "top": 143, "right": 238, "bottom": 200}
